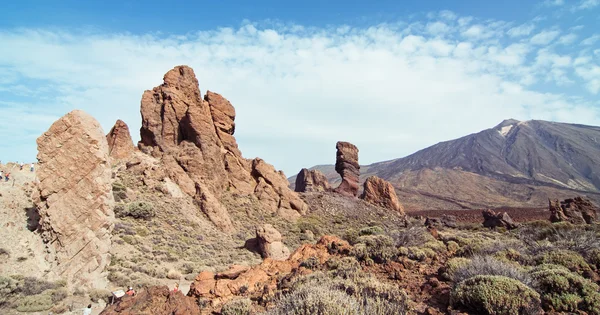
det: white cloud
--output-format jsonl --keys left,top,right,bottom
{"left": 426, "top": 21, "right": 450, "bottom": 35}
{"left": 439, "top": 10, "right": 458, "bottom": 20}
{"left": 558, "top": 33, "right": 577, "bottom": 45}
{"left": 530, "top": 30, "right": 561, "bottom": 45}
{"left": 542, "top": 0, "right": 565, "bottom": 6}
{"left": 582, "top": 34, "right": 600, "bottom": 45}
{"left": 507, "top": 24, "right": 535, "bottom": 37}
{"left": 0, "top": 18, "right": 599, "bottom": 173}
{"left": 572, "top": 0, "right": 600, "bottom": 10}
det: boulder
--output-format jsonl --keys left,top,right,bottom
{"left": 106, "top": 119, "right": 135, "bottom": 160}
{"left": 294, "top": 168, "right": 331, "bottom": 192}
{"left": 100, "top": 286, "right": 200, "bottom": 315}
{"left": 333, "top": 141, "right": 360, "bottom": 197}
{"left": 34, "top": 110, "right": 114, "bottom": 288}
{"left": 549, "top": 197, "right": 598, "bottom": 224}
{"left": 424, "top": 215, "right": 458, "bottom": 228}
{"left": 360, "top": 176, "right": 405, "bottom": 214}
{"left": 482, "top": 209, "right": 518, "bottom": 230}
{"left": 256, "top": 224, "right": 290, "bottom": 261}
{"left": 138, "top": 66, "right": 307, "bottom": 231}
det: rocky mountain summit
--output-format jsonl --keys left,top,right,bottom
{"left": 291, "top": 119, "right": 600, "bottom": 210}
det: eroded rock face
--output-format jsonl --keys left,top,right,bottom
{"left": 360, "top": 176, "right": 404, "bottom": 214}
{"left": 482, "top": 209, "right": 518, "bottom": 230}
{"left": 188, "top": 236, "right": 351, "bottom": 308}
{"left": 138, "top": 66, "right": 306, "bottom": 231}
{"left": 34, "top": 110, "right": 114, "bottom": 288}
{"left": 294, "top": 168, "right": 331, "bottom": 192}
{"left": 100, "top": 286, "right": 201, "bottom": 315}
{"left": 333, "top": 141, "right": 360, "bottom": 197}
{"left": 256, "top": 224, "right": 290, "bottom": 261}
{"left": 106, "top": 119, "right": 135, "bottom": 160}
{"left": 549, "top": 197, "right": 598, "bottom": 224}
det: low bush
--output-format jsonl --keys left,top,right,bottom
{"left": 352, "top": 235, "right": 397, "bottom": 264}
{"left": 50, "top": 288, "right": 68, "bottom": 303}
{"left": 0, "top": 276, "right": 18, "bottom": 305}
{"left": 19, "top": 277, "right": 61, "bottom": 296}
{"left": 16, "top": 294, "right": 53, "bottom": 312}
{"left": 89, "top": 288, "right": 112, "bottom": 303}
{"left": 359, "top": 226, "right": 385, "bottom": 236}
{"left": 221, "top": 298, "right": 252, "bottom": 315}
{"left": 300, "top": 256, "right": 320, "bottom": 270}
{"left": 530, "top": 264, "right": 600, "bottom": 313}
{"left": 326, "top": 257, "right": 361, "bottom": 279}
{"left": 115, "top": 201, "right": 155, "bottom": 220}
{"left": 167, "top": 269, "right": 182, "bottom": 280}
{"left": 451, "top": 256, "right": 531, "bottom": 286}
{"left": 442, "top": 257, "right": 471, "bottom": 281}
{"left": 451, "top": 275, "right": 541, "bottom": 315}
{"left": 393, "top": 226, "right": 433, "bottom": 247}
{"left": 535, "top": 250, "right": 592, "bottom": 276}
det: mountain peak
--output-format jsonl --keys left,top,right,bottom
{"left": 495, "top": 119, "right": 521, "bottom": 129}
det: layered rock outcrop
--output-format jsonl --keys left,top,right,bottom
{"left": 334, "top": 141, "right": 360, "bottom": 197}
{"left": 294, "top": 168, "right": 331, "bottom": 192}
{"left": 256, "top": 224, "right": 290, "bottom": 261}
{"left": 100, "top": 286, "right": 201, "bottom": 315}
{"left": 34, "top": 110, "right": 114, "bottom": 287}
{"left": 482, "top": 209, "right": 518, "bottom": 230}
{"left": 360, "top": 176, "right": 404, "bottom": 213}
{"left": 138, "top": 66, "right": 306, "bottom": 231}
{"left": 188, "top": 236, "right": 351, "bottom": 308}
{"left": 106, "top": 119, "right": 135, "bottom": 160}
{"left": 549, "top": 197, "right": 598, "bottom": 224}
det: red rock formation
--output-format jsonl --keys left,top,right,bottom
{"left": 34, "top": 110, "right": 114, "bottom": 288}
{"left": 549, "top": 197, "right": 598, "bottom": 224}
{"left": 138, "top": 66, "right": 306, "bottom": 231}
{"left": 188, "top": 236, "right": 351, "bottom": 308}
{"left": 360, "top": 176, "right": 405, "bottom": 214}
{"left": 482, "top": 209, "right": 518, "bottom": 230}
{"left": 333, "top": 141, "right": 360, "bottom": 197}
{"left": 294, "top": 168, "right": 331, "bottom": 192}
{"left": 256, "top": 224, "right": 290, "bottom": 261}
{"left": 106, "top": 119, "right": 135, "bottom": 160}
{"left": 100, "top": 286, "right": 200, "bottom": 315}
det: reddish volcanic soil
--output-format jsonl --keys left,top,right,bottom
{"left": 407, "top": 207, "right": 549, "bottom": 223}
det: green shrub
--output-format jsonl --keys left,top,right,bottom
{"left": 50, "top": 288, "right": 68, "bottom": 303}
{"left": 451, "top": 275, "right": 541, "bottom": 315}
{"left": 300, "top": 256, "right": 320, "bottom": 270}
{"left": 536, "top": 250, "right": 592, "bottom": 276}
{"left": 407, "top": 247, "right": 426, "bottom": 261}
{"left": 0, "top": 276, "right": 18, "bottom": 305}
{"left": 530, "top": 264, "right": 600, "bottom": 313}
{"left": 447, "top": 241, "right": 460, "bottom": 253}
{"left": 359, "top": 226, "right": 384, "bottom": 236}
{"left": 115, "top": 201, "right": 155, "bottom": 219}
{"left": 89, "top": 288, "right": 112, "bottom": 303}
{"left": 342, "top": 229, "right": 360, "bottom": 245}
{"left": 19, "top": 277, "right": 61, "bottom": 296}
{"left": 587, "top": 249, "right": 600, "bottom": 270}
{"left": 221, "top": 298, "right": 252, "bottom": 315}
{"left": 393, "top": 226, "right": 433, "bottom": 247}
{"left": 268, "top": 282, "right": 361, "bottom": 315}
{"left": 451, "top": 256, "right": 531, "bottom": 286}
{"left": 423, "top": 241, "right": 447, "bottom": 253}
{"left": 442, "top": 257, "right": 471, "bottom": 281}
{"left": 352, "top": 235, "right": 396, "bottom": 264}
{"left": 16, "top": 294, "right": 53, "bottom": 312}
{"left": 326, "top": 257, "right": 361, "bottom": 279}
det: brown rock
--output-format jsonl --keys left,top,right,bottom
{"left": 34, "top": 110, "right": 114, "bottom": 288}
{"left": 333, "top": 141, "right": 360, "bottom": 197}
{"left": 100, "top": 286, "right": 200, "bottom": 315}
{"left": 424, "top": 215, "right": 457, "bottom": 228}
{"left": 106, "top": 119, "right": 135, "bottom": 160}
{"left": 360, "top": 176, "right": 405, "bottom": 213}
{"left": 138, "top": 66, "right": 307, "bottom": 231}
{"left": 549, "top": 197, "right": 598, "bottom": 224}
{"left": 482, "top": 209, "right": 518, "bottom": 230}
{"left": 256, "top": 224, "right": 290, "bottom": 261}
{"left": 294, "top": 168, "right": 331, "bottom": 192}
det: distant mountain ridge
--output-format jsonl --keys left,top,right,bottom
{"left": 290, "top": 119, "right": 600, "bottom": 210}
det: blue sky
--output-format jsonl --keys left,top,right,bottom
{"left": 1, "top": 0, "right": 599, "bottom": 175}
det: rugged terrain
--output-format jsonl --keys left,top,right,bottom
{"left": 290, "top": 119, "right": 600, "bottom": 210}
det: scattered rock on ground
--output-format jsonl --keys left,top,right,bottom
{"left": 549, "top": 197, "right": 598, "bottom": 224}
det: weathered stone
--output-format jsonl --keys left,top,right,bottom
{"left": 424, "top": 215, "right": 457, "bottom": 228}
{"left": 294, "top": 168, "right": 331, "bottom": 192}
{"left": 549, "top": 197, "right": 598, "bottom": 224}
{"left": 34, "top": 110, "right": 114, "bottom": 288}
{"left": 482, "top": 209, "right": 518, "bottom": 230}
{"left": 360, "top": 176, "right": 404, "bottom": 214}
{"left": 138, "top": 66, "right": 307, "bottom": 231}
{"left": 106, "top": 119, "right": 135, "bottom": 160}
{"left": 333, "top": 141, "right": 360, "bottom": 197}
{"left": 100, "top": 286, "right": 201, "bottom": 315}
{"left": 256, "top": 224, "right": 290, "bottom": 261}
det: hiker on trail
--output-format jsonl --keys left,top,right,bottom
{"left": 30, "top": 163, "right": 34, "bottom": 172}
{"left": 19, "top": 162, "right": 23, "bottom": 170}
{"left": 126, "top": 286, "right": 136, "bottom": 296}
{"left": 172, "top": 283, "right": 179, "bottom": 293}
{"left": 0, "top": 170, "right": 3, "bottom": 181}
{"left": 83, "top": 304, "right": 92, "bottom": 315}
{"left": 4, "top": 172, "right": 9, "bottom": 182}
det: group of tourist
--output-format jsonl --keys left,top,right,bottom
{"left": 0, "top": 161, "right": 35, "bottom": 182}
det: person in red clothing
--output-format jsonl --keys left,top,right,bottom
{"left": 125, "top": 286, "right": 135, "bottom": 296}
{"left": 172, "top": 283, "right": 179, "bottom": 292}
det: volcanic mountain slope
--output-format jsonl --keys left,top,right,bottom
{"left": 290, "top": 119, "right": 600, "bottom": 210}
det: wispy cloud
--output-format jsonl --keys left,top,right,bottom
{"left": 0, "top": 11, "right": 599, "bottom": 172}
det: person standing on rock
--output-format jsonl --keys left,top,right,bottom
{"left": 83, "top": 304, "right": 92, "bottom": 315}
{"left": 172, "top": 283, "right": 179, "bottom": 293}
{"left": 30, "top": 163, "right": 34, "bottom": 172}
{"left": 19, "top": 162, "right": 23, "bottom": 170}
{"left": 126, "top": 286, "right": 136, "bottom": 296}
